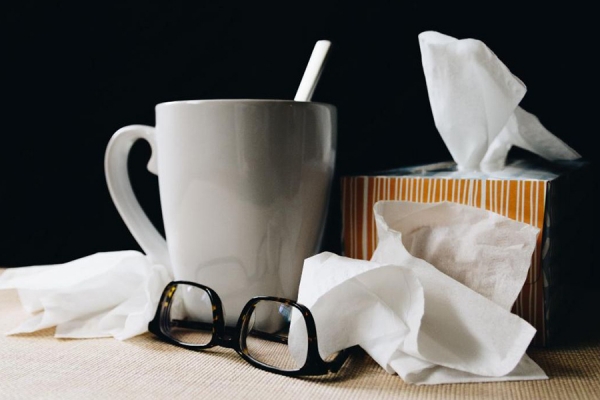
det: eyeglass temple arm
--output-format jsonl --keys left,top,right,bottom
{"left": 246, "top": 328, "right": 288, "bottom": 344}
{"left": 172, "top": 320, "right": 288, "bottom": 344}
{"left": 325, "top": 346, "right": 354, "bottom": 373}
{"left": 171, "top": 319, "right": 213, "bottom": 331}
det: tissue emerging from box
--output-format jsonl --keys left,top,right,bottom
{"left": 418, "top": 30, "right": 580, "bottom": 172}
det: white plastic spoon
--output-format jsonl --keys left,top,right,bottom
{"left": 294, "top": 40, "right": 332, "bottom": 102}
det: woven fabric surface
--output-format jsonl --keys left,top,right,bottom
{"left": 1, "top": 277, "right": 599, "bottom": 399}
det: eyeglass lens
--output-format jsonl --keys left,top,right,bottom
{"left": 244, "top": 299, "right": 308, "bottom": 371}
{"left": 164, "top": 284, "right": 214, "bottom": 346}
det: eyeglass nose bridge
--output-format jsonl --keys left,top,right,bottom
{"left": 212, "top": 326, "right": 241, "bottom": 350}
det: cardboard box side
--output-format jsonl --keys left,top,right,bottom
{"left": 542, "top": 161, "right": 595, "bottom": 345}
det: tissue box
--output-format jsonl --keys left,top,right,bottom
{"left": 341, "top": 158, "right": 593, "bottom": 346}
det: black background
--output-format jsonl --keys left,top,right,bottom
{"left": 1, "top": 1, "right": 598, "bottom": 268}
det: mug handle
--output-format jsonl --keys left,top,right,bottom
{"left": 104, "top": 125, "right": 170, "bottom": 267}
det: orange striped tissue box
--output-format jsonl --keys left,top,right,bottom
{"left": 341, "top": 158, "right": 593, "bottom": 346}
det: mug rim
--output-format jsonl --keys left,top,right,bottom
{"left": 155, "top": 99, "right": 336, "bottom": 110}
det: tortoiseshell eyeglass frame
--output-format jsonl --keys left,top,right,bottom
{"left": 148, "top": 280, "right": 350, "bottom": 377}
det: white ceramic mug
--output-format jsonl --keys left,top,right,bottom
{"left": 105, "top": 99, "right": 336, "bottom": 326}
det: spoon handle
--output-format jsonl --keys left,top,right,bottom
{"left": 294, "top": 40, "right": 331, "bottom": 102}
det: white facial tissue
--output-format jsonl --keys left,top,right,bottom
{"left": 290, "top": 200, "right": 548, "bottom": 384}
{"left": 418, "top": 30, "right": 580, "bottom": 172}
{"left": 0, "top": 251, "right": 172, "bottom": 340}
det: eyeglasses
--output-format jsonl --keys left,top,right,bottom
{"left": 148, "top": 281, "right": 350, "bottom": 376}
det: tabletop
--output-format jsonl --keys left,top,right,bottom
{"left": 1, "top": 271, "right": 599, "bottom": 400}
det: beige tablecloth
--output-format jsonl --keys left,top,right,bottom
{"left": 1, "top": 276, "right": 599, "bottom": 399}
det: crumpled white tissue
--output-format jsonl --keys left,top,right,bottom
{"left": 0, "top": 251, "right": 172, "bottom": 340}
{"left": 418, "top": 30, "right": 580, "bottom": 172}
{"left": 290, "top": 200, "right": 548, "bottom": 384}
